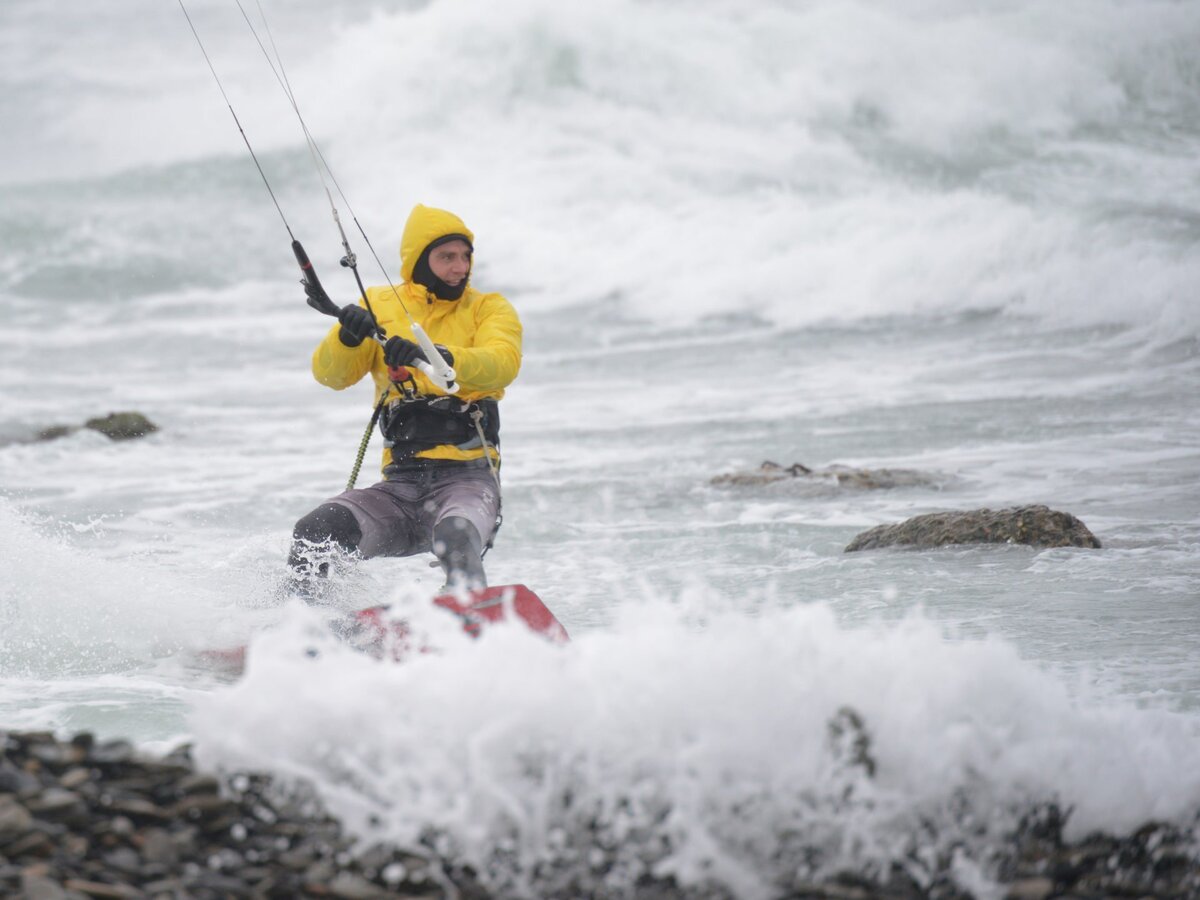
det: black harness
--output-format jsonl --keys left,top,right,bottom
{"left": 380, "top": 395, "right": 500, "bottom": 467}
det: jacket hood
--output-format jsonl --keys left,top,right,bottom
{"left": 400, "top": 204, "right": 476, "bottom": 284}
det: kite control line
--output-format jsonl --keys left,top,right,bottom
{"left": 177, "top": 0, "right": 458, "bottom": 395}
{"left": 234, "top": 0, "right": 458, "bottom": 395}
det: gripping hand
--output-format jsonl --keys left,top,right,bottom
{"left": 383, "top": 336, "right": 453, "bottom": 370}
{"left": 337, "top": 305, "right": 376, "bottom": 347}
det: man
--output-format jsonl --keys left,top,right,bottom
{"left": 286, "top": 204, "right": 522, "bottom": 596}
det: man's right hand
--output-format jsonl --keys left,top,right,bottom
{"left": 337, "top": 305, "right": 376, "bottom": 347}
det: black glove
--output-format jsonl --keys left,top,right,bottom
{"left": 383, "top": 336, "right": 454, "bottom": 369}
{"left": 337, "top": 305, "right": 376, "bottom": 347}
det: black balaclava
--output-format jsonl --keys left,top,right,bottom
{"left": 411, "top": 233, "right": 473, "bottom": 300}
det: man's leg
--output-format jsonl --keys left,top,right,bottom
{"left": 286, "top": 502, "right": 363, "bottom": 582}
{"left": 285, "top": 478, "right": 424, "bottom": 601}
{"left": 432, "top": 516, "right": 487, "bottom": 591}
{"left": 425, "top": 468, "right": 500, "bottom": 592}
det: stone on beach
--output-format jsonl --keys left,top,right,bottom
{"left": 0, "top": 730, "right": 459, "bottom": 900}
{"left": 2, "top": 726, "right": 1195, "bottom": 898}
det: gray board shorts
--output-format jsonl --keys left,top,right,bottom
{"left": 328, "top": 465, "right": 499, "bottom": 559}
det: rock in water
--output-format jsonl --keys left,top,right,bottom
{"left": 845, "top": 504, "right": 1101, "bottom": 552}
{"left": 84, "top": 412, "right": 158, "bottom": 441}
{"left": 29, "top": 412, "right": 159, "bottom": 444}
{"left": 710, "top": 460, "right": 811, "bottom": 486}
{"left": 33, "top": 425, "right": 78, "bottom": 442}
{"left": 712, "top": 460, "right": 940, "bottom": 489}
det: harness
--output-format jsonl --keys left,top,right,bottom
{"left": 344, "top": 366, "right": 505, "bottom": 555}
{"left": 380, "top": 394, "right": 500, "bottom": 466}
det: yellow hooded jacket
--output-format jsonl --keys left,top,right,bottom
{"left": 311, "top": 204, "right": 522, "bottom": 471}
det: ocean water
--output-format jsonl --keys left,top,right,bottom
{"left": 1, "top": 0, "right": 1199, "bottom": 895}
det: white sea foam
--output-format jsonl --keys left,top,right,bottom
{"left": 8, "top": 1, "right": 1196, "bottom": 331}
{"left": 0, "top": 499, "right": 234, "bottom": 673}
{"left": 192, "top": 593, "right": 1200, "bottom": 896}
{"left": 268, "top": 0, "right": 1200, "bottom": 335}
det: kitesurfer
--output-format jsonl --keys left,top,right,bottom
{"left": 286, "top": 204, "right": 521, "bottom": 596}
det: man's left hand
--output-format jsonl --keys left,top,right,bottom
{"left": 383, "top": 337, "right": 454, "bottom": 369}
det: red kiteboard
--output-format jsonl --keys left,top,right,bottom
{"left": 433, "top": 583, "right": 570, "bottom": 642}
{"left": 198, "top": 584, "right": 567, "bottom": 674}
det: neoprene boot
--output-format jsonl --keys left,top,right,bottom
{"left": 432, "top": 516, "right": 486, "bottom": 591}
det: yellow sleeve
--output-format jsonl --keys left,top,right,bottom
{"left": 448, "top": 293, "right": 523, "bottom": 393}
{"left": 311, "top": 319, "right": 379, "bottom": 390}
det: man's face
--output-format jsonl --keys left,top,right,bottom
{"left": 428, "top": 240, "right": 472, "bottom": 287}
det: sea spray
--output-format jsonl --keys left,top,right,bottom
{"left": 192, "top": 591, "right": 1200, "bottom": 896}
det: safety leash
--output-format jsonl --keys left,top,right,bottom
{"left": 470, "top": 408, "right": 504, "bottom": 556}
{"left": 346, "top": 393, "right": 387, "bottom": 491}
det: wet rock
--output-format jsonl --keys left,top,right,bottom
{"left": 33, "top": 425, "right": 79, "bottom": 442}
{"left": 0, "top": 729, "right": 483, "bottom": 897}
{"left": 0, "top": 794, "right": 34, "bottom": 841}
{"left": 171, "top": 793, "right": 236, "bottom": 821}
{"left": 2, "top": 728, "right": 1196, "bottom": 899}
{"left": 58, "top": 769, "right": 92, "bottom": 791}
{"left": 845, "top": 504, "right": 1102, "bottom": 552}
{"left": 135, "top": 828, "right": 178, "bottom": 867}
{"left": 175, "top": 774, "right": 219, "bottom": 796}
{"left": 19, "top": 871, "right": 71, "bottom": 900}
{"left": 3, "top": 828, "right": 54, "bottom": 857}
{"left": 328, "top": 870, "right": 394, "bottom": 898}
{"left": 0, "top": 762, "right": 40, "bottom": 796}
{"left": 62, "top": 831, "right": 90, "bottom": 858}
{"left": 1005, "top": 876, "right": 1055, "bottom": 899}
{"left": 25, "top": 788, "right": 89, "bottom": 825}
{"left": 826, "top": 707, "right": 876, "bottom": 779}
{"left": 83, "top": 413, "right": 158, "bottom": 442}
{"left": 61, "top": 879, "right": 142, "bottom": 899}
{"left": 87, "top": 741, "right": 135, "bottom": 767}
{"left": 788, "top": 879, "right": 876, "bottom": 899}
{"left": 303, "top": 856, "right": 339, "bottom": 884}
{"left": 187, "top": 870, "right": 252, "bottom": 895}
{"left": 101, "top": 846, "right": 142, "bottom": 877}
{"left": 103, "top": 798, "right": 169, "bottom": 824}
{"left": 278, "top": 843, "right": 317, "bottom": 870}
{"left": 106, "top": 816, "right": 135, "bottom": 839}
{"left": 28, "top": 742, "right": 86, "bottom": 770}
{"left": 69, "top": 733, "right": 96, "bottom": 753}
{"left": 137, "top": 878, "right": 183, "bottom": 896}
{"left": 31, "top": 413, "right": 158, "bottom": 444}
{"left": 712, "top": 459, "right": 942, "bottom": 490}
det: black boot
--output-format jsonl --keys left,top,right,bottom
{"left": 284, "top": 503, "right": 363, "bottom": 602}
{"left": 432, "top": 516, "right": 486, "bottom": 592}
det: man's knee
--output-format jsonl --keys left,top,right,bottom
{"left": 289, "top": 503, "right": 362, "bottom": 571}
{"left": 433, "top": 516, "right": 482, "bottom": 553}
{"left": 294, "top": 503, "right": 362, "bottom": 548}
